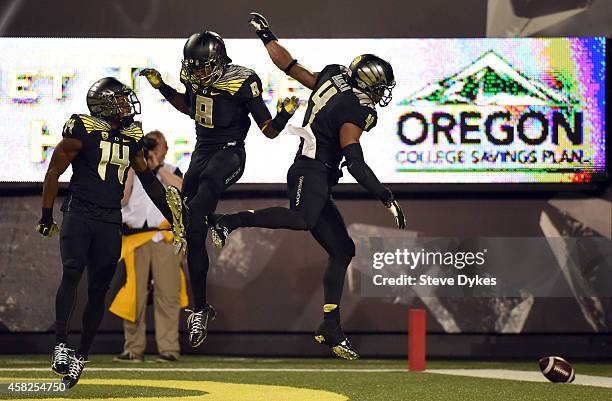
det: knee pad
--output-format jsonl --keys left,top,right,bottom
{"left": 86, "top": 286, "right": 108, "bottom": 299}
{"left": 331, "top": 238, "right": 356, "bottom": 261}
{"left": 60, "top": 267, "right": 82, "bottom": 287}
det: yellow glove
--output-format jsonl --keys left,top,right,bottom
{"left": 139, "top": 68, "right": 163, "bottom": 89}
{"left": 277, "top": 96, "right": 300, "bottom": 115}
{"left": 35, "top": 221, "right": 59, "bottom": 237}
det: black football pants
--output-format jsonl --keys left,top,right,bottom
{"left": 55, "top": 212, "right": 122, "bottom": 358}
{"left": 181, "top": 145, "right": 246, "bottom": 310}
{"left": 228, "top": 157, "right": 356, "bottom": 308}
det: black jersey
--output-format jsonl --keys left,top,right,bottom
{"left": 181, "top": 64, "right": 268, "bottom": 148}
{"left": 299, "top": 64, "right": 378, "bottom": 168}
{"left": 60, "top": 114, "right": 144, "bottom": 213}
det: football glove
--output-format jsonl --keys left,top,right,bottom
{"left": 277, "top": 96, "right": 300, "bottom": 115}
{"left": 36, "top": 209, "right": 59, "bottom": 237}
{"left": 383, "top": 197, "right": 406, "bottom": 230}
{"left": 249, "top": 12, "right": 277, "bottom": 45}
{"left": 139, "top": 68, "right": 163, "bottom": 89}
{"left": 249, "top": 12, "right": 271, "bottom": 31}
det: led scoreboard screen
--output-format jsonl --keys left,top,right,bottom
{"left": 0, "top": 37, "right": 606, "bottom": 184}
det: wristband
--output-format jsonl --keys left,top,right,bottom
{"left": 270, "top": 108, "right": 292, "bottom": 132}
{"left": 42, "top": 207, "right": 53, "bottom": 222}
{"left": 255, "top": 28, "right": 278, "bottom": 46}
{"left": 158, "top": 83, "right": 177, "bottom": 101}
{"left": 380, "top": 188, "right": 394, "bottom": 206}
{"left": 284, "top": 59, "right": 298, "bottom": 75}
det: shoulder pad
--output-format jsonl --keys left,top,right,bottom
{"left": 213, "top": 64, "right": 257, "bottom": 95}
{"left": 120, "top": 122, "right": 144, "bottom": 141}
{"left": 351, "top": 88, "right": 375, "bottom": 109}
{"left": 78, "top": 114, "right": 111, "bottom": 133}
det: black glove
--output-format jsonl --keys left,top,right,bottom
{"left": 382, "top": 191, "right": 406, "bottom": 230}
{"left": 249, "top": 12, "right": 277, "bottom": 45}
{"left": 36, "top": 208, "right": 59, "bottom": 237}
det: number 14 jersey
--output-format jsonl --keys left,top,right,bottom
{"left": 300, "top": 64, "right": 378, "bottom": 169}
{"left": 61, "top": 113, "right": 144, "bottom": 213}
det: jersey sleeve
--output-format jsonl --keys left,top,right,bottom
{"left": 122, "top": 121, "right": 145, "bottom": 154}
{"left": 240, "top": 73, "right": 272, "bottom": 126}
{"left": 62, "top": 114, "right": 87, "bottom": 141}
{"left": 236, "top": 72, "right": 264, "bottom": 100}
{"left": 338, "top": 103, "right": 378, "bottom": 132}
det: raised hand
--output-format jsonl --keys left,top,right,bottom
{"left": 139, "top": 68, "right": 163, "bottom": 89}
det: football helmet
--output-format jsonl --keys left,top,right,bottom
{"left": 182, "top": 31, "right": 232, "bottom": 87}
{"left": 346, "top": 54, "right": 395, "bottom": 107}
{"left": 86, "top": 77, "right": 140, "bottom": 122}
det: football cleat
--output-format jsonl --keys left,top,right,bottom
{"left": 185, "top": 304, "right": 217, "bottom": 348}
{"left": 61, "top": 354, "right": 88, "bottom": 389}
{"left": 51, "top": 342, "right": 71, "bottom": 376}
{"left": 314, "top": 320, "right": 359, "bottom": 360}
{"left": 210, "top": 217, "right": 230, "bottom": 249}
{"left": 166, "top": 186, "right": 188, "bottom": 255}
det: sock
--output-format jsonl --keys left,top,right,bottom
{"left": 323, "top": 303, "right": 340, "bottom": 322}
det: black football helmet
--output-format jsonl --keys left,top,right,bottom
{"left": 346, "top": 54, "right": 395, "bottom": 107}
{"left": 182, "top": 31, "right": 232, "bottom": 87}
{"left": 86, "top": 77, "right": 140, "bottom": 122}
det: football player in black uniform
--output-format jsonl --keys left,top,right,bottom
{"left": 210, "top": 13, "right": 406, "bottom": 360}
{"left": 37, "top": 77, "right": 175, "bottom": 388}
{"left": 140, "top": 31, "right": 299, "bottom": 348}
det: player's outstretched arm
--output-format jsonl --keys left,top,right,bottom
{"left": 37, "top": 138, "right": 82, "bottom": 236}
{"left": 249, "top": 12, "right": 318, "bottom": 90}
{"left": 250, "top": 96, "right": 300, "bottom": 139}
{"left": 139, "top": 68, "right": 190, "bottom": 115}
{"left": 131, "top": 150, "right": 174, "bottom": 224}
{"left": 340, "top": 123, "right": 406, "bottom": 229}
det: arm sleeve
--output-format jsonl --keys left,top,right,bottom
{"left": 62, "top": 114, "right": 86, "bottom": 141}
{"left": 173, "top": 167, "right": 183, "bottom": 178}
{"left": 343, "top": 142, "right": 392, "bottom": 203}
{"left": 180, "top": 65, "right": 192, "bottom": 108}
{"left": 134, "top": 168, "right": 174, "bottom": 223}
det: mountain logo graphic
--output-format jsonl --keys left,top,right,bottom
{"left": 401, "top": 51, "right": 568, "bottom": 107}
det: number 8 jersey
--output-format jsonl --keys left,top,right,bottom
{"left": 181, "top": 64, "right": 269, "bottom": 148}
{"left": 300, "top": 64, "right": 378, "bottom": 169}
{"left": 60, "top": 114, "right": 144, "bottom": 213}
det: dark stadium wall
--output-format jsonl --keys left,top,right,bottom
{"left": 1, "top": 192, "right": 610, "bottom": 337}
{"left": 0, "top": 0, "right": 487, "bottom": 38}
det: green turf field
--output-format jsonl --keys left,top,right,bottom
{"left": 0, "top": 356, "right": 610, "bottom": 400}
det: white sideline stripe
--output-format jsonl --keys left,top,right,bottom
{"left": 427, "top": 369, "right": 612, "bottom": 389}
{"left": 0, "top": 367, "right": 406, "bottom": 373}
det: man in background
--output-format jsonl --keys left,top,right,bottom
{"left": 110, "top": 130, "right": 187, "bottom": 363}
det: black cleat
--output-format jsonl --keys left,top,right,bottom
{"left": 185, "top": 304, "right": 217, "bottom": 348}
{"left": 166, "top": 186, "right": 188, "bottom": 255}
{"left": 314, "top": 320, "right": 359, "bottom": 360}
{"left": 210, "top": 217, "right": 230, "bottom": 249}
{"left": 61, "top": 354, "right": 88, "bottom": 389}
{"left": 51, "top": 342, "right": 71, "bottom": 376}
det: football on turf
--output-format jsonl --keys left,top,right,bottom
{"left": 538, "top": 356, "right": 575, "bottom": 383}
